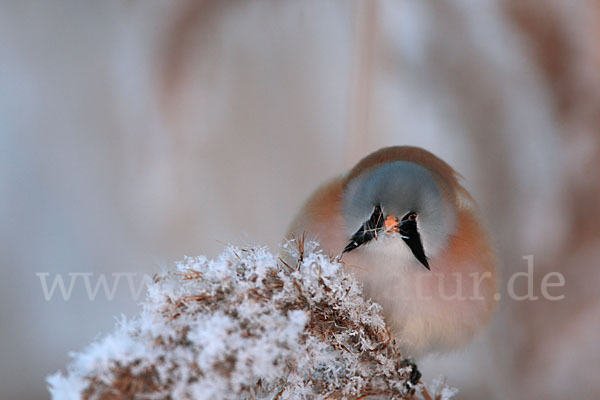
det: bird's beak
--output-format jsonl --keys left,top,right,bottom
{"left": 399, "top": 218, "right": 430, "bottom": 270}
{"left": 383, "top": 216, "right": 400, "bottom": 234}
{"left": 342, "top": 208, "right": 429, "bottom": 271}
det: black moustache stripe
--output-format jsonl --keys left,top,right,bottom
{"left": 343, "top": 205, "right": 384, "bottom": 253}
{"left": 399, "top": 219, "right": 430, "bottom": 270}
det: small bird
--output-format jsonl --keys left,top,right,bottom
{"left": 287, "top": 146, "right": 498, "bottom": 357}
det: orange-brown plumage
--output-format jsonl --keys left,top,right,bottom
{"left": 287, "top": 146, "right": 498, "bottom": 357}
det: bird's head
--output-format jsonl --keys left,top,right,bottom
{"left": 341, "top": 150, "right": 459, "bottom": 271}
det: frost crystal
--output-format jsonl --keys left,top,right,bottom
{"left": 48, "top": 242, "right": 456, "bottom": 399}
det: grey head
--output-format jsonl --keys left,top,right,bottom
{"left": 341, "top": 161, "right": 457, "bottom": 270}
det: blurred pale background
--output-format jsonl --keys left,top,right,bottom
{"left": 1, "top": 1, "right": 599, "bottom": 399}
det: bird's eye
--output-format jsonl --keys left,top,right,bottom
{"left": 405, "top": 212, "right": 417, "bottom": 221}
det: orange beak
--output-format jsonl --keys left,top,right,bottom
{"left": 384, "top": 216, "right": 400, "bottom": 234}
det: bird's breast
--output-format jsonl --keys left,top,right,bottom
{"left": 340, "top": 237, "right": 497, "bottom": 357}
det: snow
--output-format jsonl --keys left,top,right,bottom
{"left": 48, "top": 242, "right": 456, "bottom": 399}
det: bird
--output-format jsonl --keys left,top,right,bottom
{"left": 286, "top": 146, "right": 498, "bottom": 357}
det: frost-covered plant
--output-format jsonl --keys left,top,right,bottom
{"left": 48, "top": 239, "right": 456, "bottom": 399}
